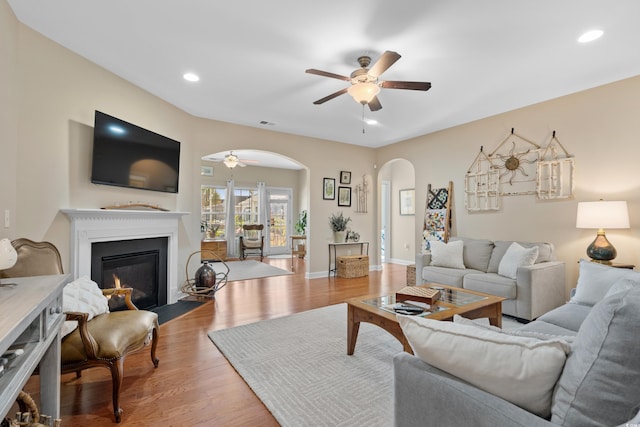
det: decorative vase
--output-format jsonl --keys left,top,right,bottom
{"left": 195, "top": 261, "right": 216, "bottom": 289}
{"left": 334, "top": 231, "right": 347, "bottom": 243}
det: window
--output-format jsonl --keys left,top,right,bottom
{"left": 232, "top": 187, "right": 259, "bottom": 235}
{"left": 201, "top": 186, "right": 226, "bottom": 238}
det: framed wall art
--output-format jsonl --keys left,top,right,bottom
{"left": 340, "top": 171, "right": 351, "bottom": 184}
{"left": 338, "top": 186, "right": 351, "bottom": 207}
{"left": 323, "top": 178, "right": 335, "bottom": 200}
{"left": 399, "top": 188, "right": 415, "bottom": 215}
{"left": 200, "top": 166, "right": 214, "bottom": 176}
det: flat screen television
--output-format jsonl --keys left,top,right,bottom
{"left": 91, "top": 111, "right": 180, "bottom": 193}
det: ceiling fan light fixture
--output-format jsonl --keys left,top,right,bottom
{"left": 348, "top": 82, "right": 380, "bottom": 104}
{"left": 224, "top": 154, "right": 239, "bottom": 169}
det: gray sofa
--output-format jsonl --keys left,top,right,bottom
{"left": 394, "top": 267, "right": 640, "bottom": 427}
{"left": 415, "top": 237, "right": 566, "bottom": 320}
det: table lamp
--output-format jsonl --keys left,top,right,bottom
{"left": 0, "top": 238, "right": 18, "bottom": 286}
{"left": 576, "top": 201, "right": 630, "bottom": 264}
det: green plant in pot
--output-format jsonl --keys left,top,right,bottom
{"left": 295, "top": 210, "right": 307, "bottom": 235}
{"left": 329, "top": 211, "right": 351, "bottom": 243}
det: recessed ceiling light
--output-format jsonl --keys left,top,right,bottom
{"left": 365, "top": 118, "right": 378, "bottom": 125}
{"left": 578, "top": 29, "right": 604, "bottom": 43}
{"left": 183, "top": 72, "right": 200, "bottom": 82}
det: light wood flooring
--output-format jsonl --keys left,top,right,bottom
{"left": 21, "top": 257, "right": 408, "bottom": 426}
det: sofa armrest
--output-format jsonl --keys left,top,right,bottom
{"left": 414, "top": 252, "right": 431, "bottom": 285}
{"left": 393, "top": 352, "right": 552, "bottom": 427}
{"left": 516, "top": 261, "right": 566, "bottom": 320}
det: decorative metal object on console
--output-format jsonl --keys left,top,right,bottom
{"left": 181, "top": 250, "right": 229, "bottom": 298}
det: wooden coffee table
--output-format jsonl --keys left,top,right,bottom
{"left": 346, "top": 283, "right": 505, "bottom": 355}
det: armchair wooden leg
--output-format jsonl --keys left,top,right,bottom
{"left": 150, "top": 327, "right": 159, "bottom": 368}
{"left": 110, "top": 358, "right": 125, "bottom": 423}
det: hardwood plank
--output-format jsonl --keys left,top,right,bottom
{"left": 20, "top": 258, "right": 407, "bottom": 426}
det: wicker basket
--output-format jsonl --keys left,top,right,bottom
{"left": 2, "top": 391, "right": 60, "bottom": 426}
{"left": 337, "top": 255, "right": 369, "bottom": 278}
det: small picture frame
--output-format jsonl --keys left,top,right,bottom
{"left": 323, "top": 178, "right": 335, "bottom": 200}
{"left": 340, "top": 171, "right": 351, "bottom": 184}
{"left": 201, "top": 166, "right": 214, "bottom": 176}
{"left": 399, "top": 188, "right": 415, "bottom": 215}
{"left": 338, "top": 186, "right": 352, "bottom": 207}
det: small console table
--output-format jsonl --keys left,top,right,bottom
{"left": 0, "top": 274, "right": 68, "bottom": 420}
{"left": 328, "top": 242, "right": 369, "bottom": 277}
{"left": 290, "top": 235, "right": 306, "bottom": 271}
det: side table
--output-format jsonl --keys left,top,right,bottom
{"left": 290, "top": 235, "right": 306, "bottom": 271}
{"left": 201, "top": 239, "right": 227, "bottom": 261}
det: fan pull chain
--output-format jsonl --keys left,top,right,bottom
{"left": 362, "top": 104, "right": 366, "bottom": 134}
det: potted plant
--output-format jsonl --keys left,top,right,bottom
{"left": 295, "top": 210, "right": 307, "bottom": 235}
{"left": 329, "top": 211, "right": 351, "bottom": 243}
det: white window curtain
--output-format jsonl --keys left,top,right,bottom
{"left": 225, "top": 179, "right": 235, "bottom": 256}
{"left": 257, "top": 182, "right": 269, "bottom": 226}
{"left": 257, "top": 182, "right": 269, "bottom": 256}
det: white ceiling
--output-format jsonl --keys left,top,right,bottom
{"left": 8, "top": 1, "right": 640, "bottom": 149}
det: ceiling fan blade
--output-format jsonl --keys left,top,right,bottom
{"left": 368, "top": 96, "right": 382, "bottom": 112}
{"left": 313, "top": 88, "right": 348, "bottom": 105}
{"left": 368, "top": 51, "right": 401, "bottom": 78}
{"left": 381, "top": 81, "right": 432, "bottom": 91}
{"left": 305, "top": 69, "right": 350, "bottom": 81}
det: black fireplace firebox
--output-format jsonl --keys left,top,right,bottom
{"left": 91, "top": 237, "right": 168, "bottom": 311}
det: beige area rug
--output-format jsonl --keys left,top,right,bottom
{"left": 222, "top": 260, "right": 293, "bottom": 282}
{"left": 208, "top": 304, "right": 401, "bottom": 427}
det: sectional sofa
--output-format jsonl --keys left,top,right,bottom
{"left": 395, "top": 260, "right": 640, "bottom": 426}
{"left": 415, "top": 237, "right": 566, "bottom": 320}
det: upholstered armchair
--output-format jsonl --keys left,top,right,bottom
{"left": 239, "top": 224, "right": 265, "bottom": 261}
{"left": 1, "top": 238, "right": 159, "bottom": 423}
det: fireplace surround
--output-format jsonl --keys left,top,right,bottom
{"left": 62, "top": 209, "right": 188, "bottom": 305}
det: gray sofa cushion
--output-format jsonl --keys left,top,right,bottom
{"left": 551, "top": 286, "right": 640, "bottom": 426}
{"left": 463, "top": 273, "right": 517, "bottom": 299}
{"left": 535, "top": 302, "right": 591, "bottom": 333}
{"left": 515, "top": 320, "right": 578, "bottom": 338}
{"left": 451, "top": 237, "right": 494, "bottom": 272}
{"left": 487, "top": 241, "right": 554, "bottom": 273}
{"left": 421, "top": 267, "right": 482, "bottom": 288}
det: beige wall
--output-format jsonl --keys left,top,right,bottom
{"left": 2, "top": 9, "right": 376, "bottom": 277}
{"left": 378, "top": 75, "right": 640, "bottom": 293}
{"left": 4, "top": 2, "right": 640, "bottom": 289}
{"left": 0, "top": 1, "right": 18, "bottom": 240}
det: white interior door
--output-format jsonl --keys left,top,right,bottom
{"left": 381, "top": 180, "right": 391, "bottom": 263}
{"left": 266, "top": 188, "right": 292, "bottom": 255}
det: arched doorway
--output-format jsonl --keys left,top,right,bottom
{"left": 377, "top": 159, "right": 415, "bottom": 265}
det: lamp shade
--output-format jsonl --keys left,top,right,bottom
{"left": 576, "top": 201, "right": 630, "bottom": 229}
{"left": 0, "top": 238, "right": 17, "bottom": 270}
{"left": 347, "top": 82, "right": 380, "bottom": 104}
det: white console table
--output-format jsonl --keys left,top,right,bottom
{"left": 0, "top": 274, "right": 68, "bottom": 419}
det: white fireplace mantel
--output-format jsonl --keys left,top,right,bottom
{"left": 61, "top": 208, "right": 189, "bottom": 304}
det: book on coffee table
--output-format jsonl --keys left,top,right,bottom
{"left": 396, "top": 286, "right": 441, "bottom": 305}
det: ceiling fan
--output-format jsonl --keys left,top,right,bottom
{"left": 205, "top": 151, "right": 255, "bottom": 169}
{"left": 305, "top": 51, "right": 431, "bottom": 111}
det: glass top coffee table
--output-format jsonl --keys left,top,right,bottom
{"left": 345, "top": 283, "right": 505, "bottom": 355}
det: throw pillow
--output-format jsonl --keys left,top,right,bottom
{"left": 603, "top": 270, "right": 640, "bottom": 299}
{"left": 61, "top": 276, "right": 110, "bottom": 337}
{"left": 398, "top": 314, "right": 570, "bottom": 417}
{"left": 429, "top": 240, "right": 465, "bottom": 269}
{"left": 571, "top": 259, "right": 633, "bottom": 306}
{"left": 497, "top": 242, "right": 539, "bottom": 279}
{"left": 551, "top": 286, "right": 640, "bottom": 426}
